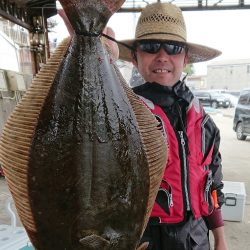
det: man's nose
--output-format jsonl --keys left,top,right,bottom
{"left": 156, "top": 47, "right": 170, "bottom": 60}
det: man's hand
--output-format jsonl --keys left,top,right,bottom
{"left": 101, "top": 26, "right": 119, "bottom": 60}
{"left": 212, "top": 226, "right": 228, "bottom": 250}
{"left": 58, "top": 9, "right": 119, "bottom": 60}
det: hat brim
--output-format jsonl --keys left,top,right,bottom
{"left": 118, "top": 38, "right": 221, "bottom": 64}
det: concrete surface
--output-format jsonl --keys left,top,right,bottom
{"left": 0, "top": 108, "right": 250, "bottom": 249}
{"left": 208, "top": 108, "right": 250, "bottom": 250}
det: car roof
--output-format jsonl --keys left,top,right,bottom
{"left": 240, "top": 88, "right": 250, "bottom": 94}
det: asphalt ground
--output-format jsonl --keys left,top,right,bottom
{"left": 0, "top": 108, "right": 249, "bottom": 249}
{"left": 208, "top": 108, "right": 250, "bottom": 250}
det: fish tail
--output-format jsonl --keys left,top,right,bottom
{"left": 59, "top": 0, "right": 125, "bottom": 34}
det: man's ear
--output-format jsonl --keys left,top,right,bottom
{"left": 184, "top": 53, "right": 189, "bottom": 67}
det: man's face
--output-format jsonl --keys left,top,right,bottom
{"left": 132, "top": 41, "right": 188, "bottom": 86}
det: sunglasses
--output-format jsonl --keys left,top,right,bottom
{"left": 136, "top": 41, "right": 186, "bottom": 55}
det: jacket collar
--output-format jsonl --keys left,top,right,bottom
{"left": 132, "top": 79, "right": 194, "bottom": 108}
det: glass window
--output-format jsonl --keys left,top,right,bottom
{"left": 196, "top": 92, "right": 209, "bottom": 98}
{"left": 0, "top": 17, "right": 32, "bottom": 75}
{"left": 247, "top": 65, "right": 250, "bottom": 74}
{"left": 238, "top": 91, "right": 250, "bottom": 105}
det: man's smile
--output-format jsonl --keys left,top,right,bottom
{"left": 153, "top": 69, "right": 171, "bottom": 73}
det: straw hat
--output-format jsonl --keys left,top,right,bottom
{"left": 118, "top": 2, "right": 221, "bottom": 63}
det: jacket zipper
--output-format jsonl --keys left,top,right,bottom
{"left": 162, "top": 180, "right": 174, "bottom": 208}
{"left": 179, "top": 130, "right": 191, "bottom": 211}
{"left": 204, "top": 171, "right": 213, "bottom": 203}
{"left": 201, "top": 115, "right": 209, "bottom": 154}
{"left": 167, "top": 190, "right": 173, "bottom": 208}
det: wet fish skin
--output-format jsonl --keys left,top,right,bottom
{"left": 0, "top": 1, "right": 168, "bottom": 249}
{"left": 27, "top": 35, "right": 150, "bottom": 249}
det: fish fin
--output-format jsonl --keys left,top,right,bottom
{"left": 79, "top": 234, "right": 110, "bottom": 249}
{"left": 0, "top": 37, "right": 71, "bottom": 236}
{"left": 136, "top": 242, "right": 149, "bottom": 250}
{"left": 59, "top": 0, "right": 125, "bottom": 34}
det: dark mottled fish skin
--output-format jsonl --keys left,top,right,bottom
{"left": 28, "top": 36, "right": 150, "bottom": 250}
{"left": 0, "top": 1, "right": 168, "bottom": 249}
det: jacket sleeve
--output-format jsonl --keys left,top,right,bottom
{"left": 203, "top": 113, "right": 225, "bottom": 229}
{"left": 209, "top": 118, "right": 225, "bottom": 207}
{"left": 205, "top": 207, "right": 224, "bottom": 230}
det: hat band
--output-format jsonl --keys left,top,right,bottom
{"left": 137, "top": 32, "right": 186, "bottom": 42}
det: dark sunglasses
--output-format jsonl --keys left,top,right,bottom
{"left": 136, "top": 41, "right": 186, "bottom": 55}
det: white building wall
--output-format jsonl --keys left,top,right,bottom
{"left": 0, "top": 34, "right": 19, "bottom": 72}
{"left": 207, "top": 60, "right": 250, "bottom": 91}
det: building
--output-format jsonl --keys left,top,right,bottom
{"left": 187, "top": 75, "right": 207, "bottom": 90}
{"left": 0, "top": 0, "right": 57, "bottom": 134}
{"left": 207, "top": 59, "right": 250, "bottom": 91}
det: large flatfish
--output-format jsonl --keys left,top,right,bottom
{"left": 0, "top": 0, "right": 168, "bottom": 249}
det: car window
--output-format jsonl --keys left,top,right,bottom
{"left": 211, "top": 93, "right": 221, "bottom": 98}
{"left": 195, "top": 92, "right": 209, "bottom": 97}
{"left": 238, "top": 91, "right": 250, "bottom": 105}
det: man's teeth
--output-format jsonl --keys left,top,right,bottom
{"left": 154, "top": 69, "right": 170, "bottom": 73}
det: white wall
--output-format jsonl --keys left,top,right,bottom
{"left": 0, "top": 33, "right": 19, "bottom": 72}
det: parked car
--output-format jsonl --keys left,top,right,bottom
{"left": 193, "top": 91, "right": 230, "bottom": 108}
{"left": 233, "top": 89, "right": 250, "bottom": 140}
{"left": 221, "top": 93, "right": 239, "bottom": 107}
{"left": 204, "top": 89, "right": 239, "bottom": 107}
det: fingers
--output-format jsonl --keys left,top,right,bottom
{"left": 102, "top": 26, "right": 119, "bottom": 60}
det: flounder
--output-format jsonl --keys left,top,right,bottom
{"left": 0, "top": 0, "right": 168, "bottom": 249}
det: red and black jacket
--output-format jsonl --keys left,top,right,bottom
{"left": 133, "top": 81, "right": 224, "bottom": 226}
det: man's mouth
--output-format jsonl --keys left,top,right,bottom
{"left": 153, "top": 69, "right": 171, "bottom": 73}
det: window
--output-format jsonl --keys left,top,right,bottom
{"left": 238, "top": 91, "right": 250, "bottom": 105}
{"left": 0, "top": 18, "right": 32, "bottom": 74}
{"left": 197, "top": 92, "right": 209, "bottom": 98}
{"left": 247, "top": 65, "right": 250, "bottom": 74}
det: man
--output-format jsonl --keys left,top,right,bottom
{"left": 118, "top": 2, "right": 227, "bottom": 250}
